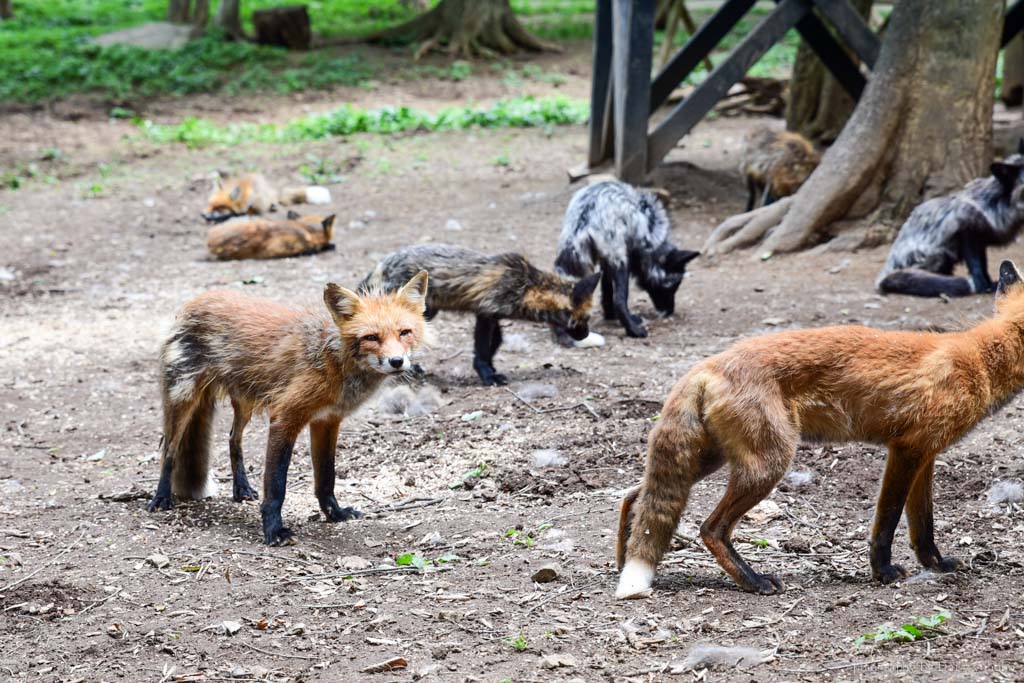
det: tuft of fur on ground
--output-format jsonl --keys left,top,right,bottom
{"left": 516, "top": 383, "right": 559, "bottom": 402}
{"left": 673, "top": 644, "right": 773, "bottom": 672}
{"left": 501, "top": 333, "right": 531, "bottom": 353}
{"left": 532, "top": 448, "right": 567, "bottom": 468}
{"left": 376, "top": 385, "right": 444, "bottom": 417}
{"left": 987, "top": 480, "right": 1024, "bottom": 505}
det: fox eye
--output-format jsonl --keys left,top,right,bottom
{"left": 362, "top": 334, "right": 380, "bottom": 343}
{"left": 400, "top": 329, "right": 412, "bottom": 337}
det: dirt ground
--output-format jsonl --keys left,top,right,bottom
{"left": 3, "top": 45, "right": 1024, "bottom": 683}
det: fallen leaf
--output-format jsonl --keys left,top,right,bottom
{"left": 359, "top": 657, "right": 408, "bottom": 674}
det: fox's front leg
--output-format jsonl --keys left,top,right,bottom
{"left": 260, "top": 419, "right": 302, "bottom": 546}
{"left": 870, "top": 446, "right": 921, "bottom": 583}
{"left": 611, "top": 266, "right": 647, "bottom": 338}
{"left": 309, "top": 418, "right": 362, "bottom": 523}
{"left": 906, "top": 458, "right": 964, "bottom": 573}
{"left": 962, "top": 239, "right": 995, "bottom": 293}
{"left": 472, "top": 315, "right": 507, "bottom": 385}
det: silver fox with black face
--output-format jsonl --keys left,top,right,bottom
{"left": 877, "top": 141, "right": 1024, "bottom": 298}
{"left": 555, "top": 181, "right": 699, "bottom": 338}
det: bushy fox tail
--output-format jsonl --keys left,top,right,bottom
{"left": 280, "top": 186, "right": 332, "bottom": 206}
{"left": 877, "top": 269, "right": 974, "bottom": 298}
{"left": 615, "top": 378, "right": 711, "bottom": 598}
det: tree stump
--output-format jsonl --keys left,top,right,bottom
{"left": 253, "top": 5, "right": 311, "bottom": 50}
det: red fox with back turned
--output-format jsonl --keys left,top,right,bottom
{"left": 617, "top": 260, "right": 1024, "bottom": 597}
{"left": 148, "top": 273, "right": 429, "bottom": 545}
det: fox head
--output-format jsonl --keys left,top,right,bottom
{"left": 996, "top": 260, "right": 1024, "bottom": 311}
{"left": 203, "top": 177, "right": 250, "bottom": 223}
{"left": 288, "top": 211, "right": 336, "bottom": 251}
{"left": 524, "top": 272, "right": 600, "bottom": 341}
{"left": 324, "top": 271, "right": 429, "bottom": 375}
{"left": 640, "top": 246, "right": 700, "bottom": 317}
{"left": 991, "top": 140, "right": 1024, "bottom": 205}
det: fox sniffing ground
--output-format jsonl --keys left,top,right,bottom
{"left": 360, "top": 244, "right": 599, "bottom": 386}
{"left": 148, "top": 273, "right": 429, "bottom": 545}
{"left": 202, "top": 173, "right": 331, "bottom": 223}
{"left": 206, "top": 212, "right": 335, "bottom": 260}
{"left": 739, "top": 128, "right": 820, "bottom": 211}
{"left": 617, "top": 261, "right": 1024, "bottom": 597}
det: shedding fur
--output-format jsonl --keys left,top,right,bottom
{"left": 987, "top": 480, "right": 1024, "bottom": 505}
{"left": 878, "top": 144, "right": 1024, "bottom": 297}
{"left": 556, "top": 180, "right": 699, "bottom": 338}
{"left": 617, "top": 260, "right": 1024, "bottom": 595}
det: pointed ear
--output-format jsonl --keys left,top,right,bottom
{"left": 665, "top": 248, "right": 700, "bottom": 272}
{"left": 324, "top": 283, "right": 360, "bottom": 325}
{"left": 397, "top": 270, "right": 429, "bottom": 313}
{"left": 229, "top": 184, "right": 243, "bottom": 202}
{"left": 997, "top": 260, "right": 1023, "bottom": 297}
{"left": 321, "top": 214, "right": 335, "bottom": 238}
{"left": 991, "top": 162, "right": 1019, "bottom": 189}
{"left": 572, "top": 272, "right": 601, "bottom": 306}
{"left": 286, "top": 209, "right": 301, "bottom": 220}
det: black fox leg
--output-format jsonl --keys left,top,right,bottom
{"left": 745, "top": 177, "right": 758, "bottom": 212}
{"left": 962, "top": 239, "right": 994, "bottom": 293}
{"left": 870, "top": 446, "right": 921, "bottom": 583}
{"left": 472, "top": 315, "right": 507, "bottom": 385}
{"left": 260, "top": 420, "right": 299, "bottom": 546}
{"left": 601, "top": 268, "right": 617, "bottom": 320}
{"left": 310, "top": 419, "right": 361, "bottom": 522}
{"left": 148, "top": 451, "right": 175, "bottom": 512}
{"left": 229, "top": 397, "right": 258, "bottom": 502}
{"left": 612, "top": 266, "right": 647, "bottom": 337}
{"left": 906, "top": 458, "right": 964, "bottom": 572}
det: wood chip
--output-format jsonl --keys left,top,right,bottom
{"left": 359, "top": 657, "right": 408, "bottom": 674}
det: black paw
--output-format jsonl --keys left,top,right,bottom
{"left": 929, "top": 556, "right": 966, "bottom": 573}
{"left": 481, "top": 373, "right": 508, "bottom": 386}
{"left": 603, "top": 310, "right": 618, "bottom": 321}
{"left": 147, "top": 494, "right": 173, "bottom": 512}
{"left": 232, "top": 480, "right": 259, "bottom": 502}
{"left": 264, "top": 525, "right": 295, "bottom": 547}
{"left": 747, "top": 573, "right": 785, "bottom": 595}
{"left": 875, "top": 563, "right": 910, "bottom": 584}
{"left": 630, "top": 313, "right": 644, "bottom": 325}
{"left": 625, "top": 325, "right": 648, "bottom": 338}
{"left": 324, "top": 504, "right": 363, "bottom": 522}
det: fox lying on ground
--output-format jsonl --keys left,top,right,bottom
{"left": 877, "top": 140, "right": 1024, "bottom": 298}
{"left": 739, "top": 128, "right": 820, "bottom": 211}
{"left": 206, "top": 211, "right": 336, "bottom": 260}
{"left": 202, "top": 173, "right": 331, "bottom": 223}
{"left": 617, "top": 260, "right": 1024, "bottom": 597}
{"left": 148, "top": 273, "right": 429, "bottom": 545}
{"left": 556, "top": 181, "right": 699, "bottom": 339}
{"left": 360, "top": 244, "right": 599, "bottom": 386}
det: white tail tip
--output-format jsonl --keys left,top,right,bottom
{"left": 574, "top": 331, "right": 606, "bottom": 349}
{"left": 615, "top": 559, "right": 654, "bottom": 599}
{"left": 305, "top": 186, "right": 332, "bottom": 205}
{"left": 195, "top": 473, "right": 219, "bottom": 500}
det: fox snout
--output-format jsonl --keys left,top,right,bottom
{"left": 202, "top": 210, "right": 235, "bottom": 224}
{"left": 369, "top": 347, "right": 412, "bottom": 374}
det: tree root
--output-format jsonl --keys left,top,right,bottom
{"left": 703, "top": 198, "right": 793, "bottom": 256}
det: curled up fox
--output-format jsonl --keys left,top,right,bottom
{"left": 148, "top": 272, "right": 429, "bottom": 545}
{"left": 617, "top": 261, "right": 1024, "bottom": 598}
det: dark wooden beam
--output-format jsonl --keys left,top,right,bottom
{"left": 612, "top": 0, "right": 656, "bottom": 183}
{"left": 588, "top": 0, "right": 614, "bottom": 167}
{"left": 647, "top": 0, "right": 809, "bottom": 169}
{"left": 650, "top": 0, "right": 757, "bottom": 112}
{"left": 791, "top": 4, "right": 866, "bottom": 99}
{"left": 1003, "top": 0, "right": 1024, "bottom": 47}
{"left": 812, "top": 0, "right": 879, "bottom": 67}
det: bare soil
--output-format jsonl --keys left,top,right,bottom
{"left": 2, "top": 47, "right": 1024, "bottom": 682}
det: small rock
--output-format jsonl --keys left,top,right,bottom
{"left": 444, "top": 219, "right": 463, "bottom": 231}
{"left": 285, "top": 623, "right": 306, "bottom": 636}
{"left": 531, "top": 563, "right": 560, "bottom": 583}
{"left": 761, "top": 317, "right": 789, "bottom": 327}
{"left": 339, "top": 555, "right": 372, "bottom": 570}
{"left": 146, "top": 553, "right": 170, "bottom": 569}
{"left": 142, "top": 197, "right": 157, "bottom": 208}
{"left": 349, "top": 220, "right": 367, "bottom": 229}
{"left": 461, "top": 410, "right": 484, "bottom": 422}
{"left": 745, "top": 499, "right": 782, "bottom": 524}
{"left": 540, "top": 653, "right": 577, "bottom": 669}
{"left": 86, "top": 449, "right": 107, "bottom": 462}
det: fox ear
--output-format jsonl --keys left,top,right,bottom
{"left": 997, "top": 260, "right": 1023, "bottom": 297}
{"left": 321, "top": 214, "right": 335, "bottom": 238}
{"left": 324, "top": 283, "right": 361, "bottom": 324}
{"left": 229, "top": 184, "right": 243, "bottom": 202}
{"left": 397, "top": 270, "right": 429, "bottom": 313}
{"left": 665, "top": 248, "right": 700, "bottom": 272}
{"left": 991, "top": 162, "right": 1020, "bottom": 189}
{"left": 286, "top": 209, "right": 301, "bottom": 220}
{"left": 572, "top": 272, "right": 601, "bottom": 307}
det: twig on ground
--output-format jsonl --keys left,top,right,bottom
{"left": 0, "top": 525, "right": 85, "bottom": 593}
{"left": 237, "top": 641, "right": 316, "bottom": 660}
{"left": 78, "top": 587, "right": 124, "bottom": 616}
{"left": 777, "top": 659, "right": 882, "bottom": 674}
{"left": 279, "top": 565, "right": 453, "bottom": 584}
{"left": 382, "top": 496, "right": 445, "bottom": 512}
{"left": 504, "top": 387, "right": 600, "bottom": 419}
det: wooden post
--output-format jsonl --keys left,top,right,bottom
{"left": 588, "top": 0, "right": 615, "bottom": 168}
{"left": 611, "top": 0, "right": 655, "bottom": 184}
{"left": 812, "top": 0, "right": 879, "bottom": 67}
{"left": 790, "top": 5, "right": 866, "bottom": 98}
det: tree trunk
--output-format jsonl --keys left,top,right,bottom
{"left": 1003, "top": 33, "right": 1024, "bottom": 107}
{"left": 786, "top": 0, "right": 872, "bottom": 145}
{"left": 168, "top": 0, "right": 191, "bottom": 23}
{"left": 215, "top": 0, "right": 244, "bottom": 38}
{"left": 1, "top": 0, "right": 13, "bottom": 20}
{"left": 369, "top": 0, "right": 558, "bottom": 60}
{"left": 705, "top": 0, "right": 1002, "bottom": 256}
{"left": 254, "top": 5, "right": 311, "bottom": 50}
{"left": 192, "top": 0, "right": 209, "bottom": 30}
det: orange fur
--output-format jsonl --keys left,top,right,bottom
{"left": 618, "top": 261, "right": 1024, "bottom": 595}
{"left": 206, "top": 214, "right": 335, "bottom": 260}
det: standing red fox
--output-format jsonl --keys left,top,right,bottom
{"left": 148, "top": 273, "right": 429, "bottom": 545}
{"left": 617, "top": 260, "right": 1024, "bottom": 597}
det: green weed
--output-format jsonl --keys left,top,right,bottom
{"left": 855, "top": 611, "right": 950, "bottom": 646}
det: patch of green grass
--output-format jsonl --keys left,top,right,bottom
{"left": 505, "top": 633, "right": 529, "bottom": 652}
{"left": 298, "top": 155, "right": 347, "bottom": 185}
{"left": 855, "top": 611, "right": 950, "bottom": 646}
{"left": 138, "top": 95, "right": 588, "bottom": 147}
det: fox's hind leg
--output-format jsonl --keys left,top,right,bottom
{"left": 745, "top": 177, "right": 758, "bottom": 212}
{"left": 149, "top": 392, "right": 204, "bottom": 512}
{"left": 472, "top": 315, "right": 507, "bottom": 385}
{"left": 229, "top": 397, "right": 258, "bottom": 502}
{"left": 310, "top": 418, "right": 362, "bottom": 523}
{"left": 905, "top": 458, "right": 964, "bottom": 573}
